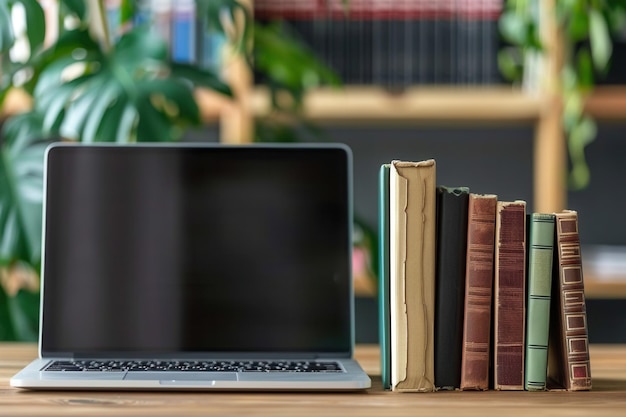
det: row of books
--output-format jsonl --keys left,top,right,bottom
{"left": 255, "top": 0, "right": 505, "bottom": 87}
{"left": 103, "top": 0, "right": 226, "bottom": 72}
{"left": 38, "top": 0, "right": 226, "bottom": 72}
{"left": 378, "top": 160, "right": 592, "bottom": 392}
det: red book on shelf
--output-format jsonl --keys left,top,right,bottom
{"left": 460, "top": 193, "right": 497, "bottom": 391}
{"left": 547, "top": 210, "right": 592, "bottom": 391}
{"left": 493, "top": 200, "right": 527, "bottom": 390}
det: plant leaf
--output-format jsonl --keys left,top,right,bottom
{"left": 114, "top": 24, "right": 168, "bottom": 68}
{"left": 254, "top": 22, "right": 340, "bottom": 93}
{"left": 137, "top": 78, "right": 200, "bottom": 124}
{"left": 14, "top": 0, "right": 46, "bottom": 55}
{"left": 0, "top": 285, "right": 16, "bottom": 340}
{"left": 8, "top": 288, "right": 39, "bottom": 341}
{"left": 59, "top": 0, "right": 87, "bottom": 19}
{"left": 196, "top": 0, "right": 251, "bottom": 46}
{"left": 81, "top": 81, "right": 126, "bottom": 142}
{"left": 589, "top": 9, "right": 612, "bottom": 71}
{"left": 568, "top": 116, "right": 597, "bottom": 190}
{"left": 576, "top": 48, "right": 594, "bottom": 90}
{"left": 170, "top": 63, "right": 232, "bottom": 96}
{"left": 499, "top": 10, "right": 527, "bottom": 45}
{"left": 28, "top": 23, "right": 210, "bottom": 143}
{"left": 0, "top": 1, "right": 16, "bottom": 53}
{"left": 497, "top": 48, "right": 523, "bottom": 81}
{"left": 0, "top": 121, "right": 49, "bottom": 266}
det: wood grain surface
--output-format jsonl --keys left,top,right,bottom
{"left": 1, "top": 343, "right": 626, "bottom": 416}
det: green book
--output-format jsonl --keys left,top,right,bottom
{"left": 378, "top": 164, "right": 391, "bottom": 390}
{"left": 525, "top": 213, "right": 555, "bottom": 391}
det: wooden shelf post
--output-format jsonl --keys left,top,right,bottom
{"left": 533, "top": 0, "right": 566, "bottom": 213}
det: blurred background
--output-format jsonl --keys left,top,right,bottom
{"left": 1, "top": 0, "right": 626, "bottom": 343}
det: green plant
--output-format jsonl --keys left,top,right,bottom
{"left": 0, "top": 0, "right": 338, "bottom": 340}
{"left": 498, "top": 0, "right": 626, "bottom": 190}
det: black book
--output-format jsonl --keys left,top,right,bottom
{"left": 435, "top": 186, "right": 470, "bottom": 390}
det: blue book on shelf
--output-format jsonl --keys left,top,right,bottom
{"left": 171, "top": 0, "right": 196, "bottom": 63}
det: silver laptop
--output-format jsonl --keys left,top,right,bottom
{"left": 11, "top": 142, "right": 370, "bottom": 391}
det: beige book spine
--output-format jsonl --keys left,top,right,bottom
{"left": 389, "top": 159, "right": 436, "bottom": 392}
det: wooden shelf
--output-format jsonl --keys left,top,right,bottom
{"left": 251, "top": 86, "right": 545, "bottom": 124}
{"left": 584, "top": 275, "right": 626, "bottom": 299}
{"left": 582, "top": 245, "right": 626, "bottom": 299}
{"left": 6, "top": 84, "right": 626, "bottom": 128}
{"left": 585, "top": 85, "right": 626, "bottom": 120}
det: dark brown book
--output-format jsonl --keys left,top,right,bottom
{"left": 547, "top": 210, "right": 592, "bottom": 391}
{"left": 493, "top": 201, "right": 527, "bottom": 390}
{"left": 460, "top": 193, "right": 497, "bottom": 391}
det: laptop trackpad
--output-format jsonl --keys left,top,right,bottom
{"left": 125, "top": 372, "right": 237, "bottom": 381}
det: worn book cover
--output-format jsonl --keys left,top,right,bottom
{"left": 547, "top": 210, "right": 592, "bottom": 391}
{"left": 493, "top": 200, "right": 527, "bottom": 390}
{"left": 525, "top": 213, "right": 555, "bottom": 391}
{"left": 389, "top": 159, "right": 436, "bottom": 392}
{"left": 434, "top": 186, "right": 469, "bottom": 390}
{"left": 460, "top": 193, "right": 497, "bottom": 391}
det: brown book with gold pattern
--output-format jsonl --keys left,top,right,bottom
{"left": 547, "top": 210, "right": 592, "bottom": 391}
{"left": 460, "top": 193, "right": 497, "bottom": 391}
{"left": 493, "top": 200, "right": 527, "bottom": 390}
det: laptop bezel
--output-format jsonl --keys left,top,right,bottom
{"left": 37, "top": 142, "right": 356, "bottom": 361}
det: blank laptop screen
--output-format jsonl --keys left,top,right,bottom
{"left": 41, "top": 144, "right": 352, "bottom": 356}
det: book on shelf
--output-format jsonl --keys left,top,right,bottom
{"left": 460, "top": 193, "right": 497, "bottom": 391}
{"left": 85, "top": 0, "right": 226, "bottom": 70}
{"left": 493, "top": 200, "right": 527, "bottom": 391}
{"left": 434, "top": 186, "right": 470, "bottom": 390}
{"left": 547, "top": 210, "right": 592, "bottom": 391}
{"left": 171, "top": 0, "right": 197, "bottom": 64}
{"left": 378, "top": 164, "right": 391, "bottom": 391}
{"left": 525, "top": 213, "right": 555, "bottom": 391}
{"left": 389, "top": 159, "right": 436, "bottom": 392}
{"left": 253, "top": 0, "right": 506, "bottom": 87}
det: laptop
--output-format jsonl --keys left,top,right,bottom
{"left": 10, "top": 142, "right": 371, "bottom": 391}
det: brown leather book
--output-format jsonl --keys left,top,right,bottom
{"left": 460, "top": 193, "right": 497, "bottom": 391}
{"left": 547, "top": 210, "right": 592, "bottom": 391}
{"left": 493, "top": 201, "right": 527, "bottom": 390}
{"left": 389, "top": 160, "right": 436, "bottom": 392}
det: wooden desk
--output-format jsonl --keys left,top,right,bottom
{"left": 1, "top": 343, "right": 626, "bottom": 416}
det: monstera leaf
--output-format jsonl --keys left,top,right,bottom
{"left": 0, "top": 115, "right": 48, "bottom": 267}
{"left": 29, "top": 26, "right": 231, "bottom": 143}
{"left": 0, "top": 0, "right": 45, "bottom": 55}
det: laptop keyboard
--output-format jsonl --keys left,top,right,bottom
{"left": 43, "top": 360, "right": 344, "bottom": 373}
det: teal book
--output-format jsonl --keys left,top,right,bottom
{"left": 524, "top": 213, "right": 555, "bottom": 391}
{"left": 378, "top": 164, "right": 391, "bottom": 390}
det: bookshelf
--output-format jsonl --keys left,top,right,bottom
{"left": 2, "top": 0, "right": 625, "bottom": 299}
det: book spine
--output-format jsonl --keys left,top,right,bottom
{"left": 460, "top": 193, "right": 497, "bottom": 391}
{"left": 378, "top": 164, "right": 391, "bottom": 390}
{"left": 389, "top": 159, "right": 436, "bottom": 392}
{"left": 493, "top": 200, "right": 527, "bottom": 390}
{"left": 547, "top": 210, "right": 592, "bottom": 391}
{"left": 434, "top": 186, "right": 470, "bottom": 390}
{"left": 171, "top": 0, "right": 196, "bottom": 64}
{"left": 525, "top": 213, "right": 555, "bottom": 391}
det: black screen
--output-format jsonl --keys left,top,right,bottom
{"left": 41, "top": 144, "right": 352, "bottom": 356}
